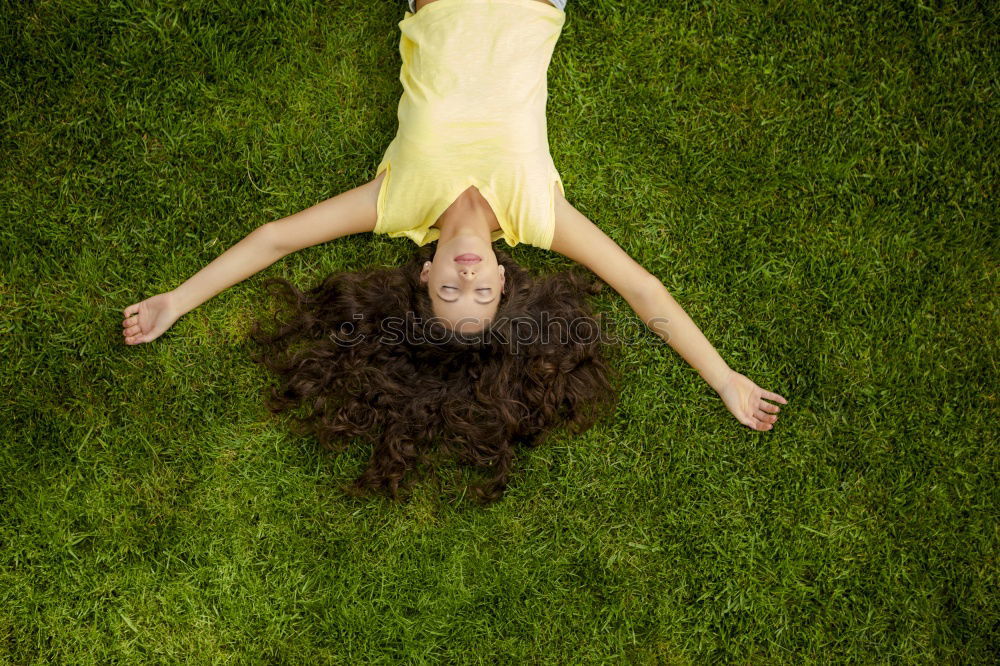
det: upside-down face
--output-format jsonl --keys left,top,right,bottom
{"left": 420, "top": 234, "right": 505, "bottom": 334}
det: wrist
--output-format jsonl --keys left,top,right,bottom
{"left": 165, "top": 288, "right": 189, "bottom": 318}
{"left": 702, "top": 365, "right": 734, "bottom": 393}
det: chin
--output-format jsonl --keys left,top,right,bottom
{"left": 440, "top": 238, "right": 493, "bottom": 258}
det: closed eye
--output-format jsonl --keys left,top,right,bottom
{"left": 435, "top": 286, "right": 497, "bottom": 305}
{"left": 437, "top": 285, "right": 460, "bottom": 303}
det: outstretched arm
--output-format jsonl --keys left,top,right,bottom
{"left": 121, "top": 172, "right": 385, "bottom": 345}
{"left": 549, "top": 191, "right": 788, "bottom": 431}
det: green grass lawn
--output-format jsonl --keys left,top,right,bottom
{"left": 2, "top": 0, "right": 996, "bottom": 661}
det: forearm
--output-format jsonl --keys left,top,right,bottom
{"left": 626, "top": 282, "right": 733, "bottom": 392}
{"left": 171, "top": 223, "right": 284, "bottom": 316}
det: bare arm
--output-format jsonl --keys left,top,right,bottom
{"left": 548, "top": 191, "right": 787, "bottom": 430}
{"left": 170, "top": 171, "right": 383, "bottom": 315}
{"left": 122, "top": 172, "right": 384, "bottom": 344}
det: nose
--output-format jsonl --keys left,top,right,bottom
{"left": 459, "top": 266, "right": 477, "bottom": 279}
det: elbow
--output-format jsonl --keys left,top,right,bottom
{"left": 625, "top": 273, "right": 669, "bottom": 318}
{"left": 256, "top": 221, "right": 287, "bottom": 257}
{"left": 632, "top": 273, "right": 666, "bottom": 303}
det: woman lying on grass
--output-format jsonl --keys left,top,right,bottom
{"left": 121, "top": 0, "right": 788, "bottom": 503}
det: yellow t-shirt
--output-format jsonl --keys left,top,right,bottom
{"left": 373, "top": 0, "right": 566, "bottom": 250}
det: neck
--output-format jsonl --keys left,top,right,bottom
{"left": 436, "top": 196, "right": 493, "bottom": 244}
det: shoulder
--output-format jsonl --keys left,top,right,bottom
{"left": 549, "top": 191, "right": 658, "bottom": 302}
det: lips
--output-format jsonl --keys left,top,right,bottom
{"left": 454, "top": 253, "right": 482, "bottom": 264}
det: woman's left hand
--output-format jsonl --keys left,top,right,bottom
{"left": 714, "top": 370, "right": 788, "bottom": 431}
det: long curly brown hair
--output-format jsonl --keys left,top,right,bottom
{"left": 247, "top": 245, "right": 620, "bottom": 505}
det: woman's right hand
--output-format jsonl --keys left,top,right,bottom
{"left": 121, "top": 291, "right": 181, "bottom": 345}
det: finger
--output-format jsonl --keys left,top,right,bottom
{"left": 122, "top": 314, "right": 139, "bottom": 326}
{"left": 761, "top": 390, "right": 787, "bottom": 404}
{"left": 749, "top": 412, "right": 775, "bottom": 431}
{"left": 125, "top": 333, "right": 145, "bottom": 345}
{"left": 123, "top": 304, "right": 141, "bottom": 318}
{"left": 758, "top": 401, "right": 780, "bottom": 414}
{"left": 124, "top": 324, "right": 142, "bottom": 336}
{"left": 754, "top": 409, "right": 777, "bottom": 424}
